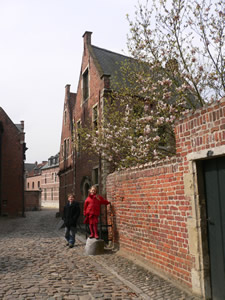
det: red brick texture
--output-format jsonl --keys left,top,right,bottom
{"left": 25, "top": 191, "right": 41, "bottom": 211}
{"left": 72, "top": 33, "right": 105, "bottom": 202}
{"left": 0, "top": 108, "right": 25, "bottom": 216}
{"left": 106, "top": 98, "right": 225, "bottom": 289}
{"left": 59, "top": 32, "right": 109, "bottom": 213}
{"left": 58, "top": 85, "right": 76, "bottom": 213}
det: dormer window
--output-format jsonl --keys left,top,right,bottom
{"left": 83, "top": 68, "right": 89, "bottom": 101}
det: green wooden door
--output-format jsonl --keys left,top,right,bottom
{"left": 203, "top": 157, "right": 225, "bottom": 300}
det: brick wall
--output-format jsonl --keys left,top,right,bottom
{"left": 106, "top": 97, "right": 225, "bottom": 294}
{"left": 176, "top": 99, "right": 225, "bottom": 157}
{"left": 25, "top": 191, "right": 41, "bottom": 211}
{"left": 107, "top": 157, "right": 192, "bottom": 286}
{"left": 26, "top": 174, "right": 41, "bottom": 190}
{"left": 0, "top": 108, "right": 24, "bottom": 216}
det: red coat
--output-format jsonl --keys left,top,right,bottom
{"left": 84, "top": 194, "right": 109, "bottom": 217}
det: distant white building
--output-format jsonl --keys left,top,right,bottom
{"left": 41, "top": 153, "right": 59, "bottom": 207}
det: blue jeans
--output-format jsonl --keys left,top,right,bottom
{"left": 65, "top": 226, "right": 76, "bottom": 245}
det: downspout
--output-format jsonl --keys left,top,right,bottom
{"left": 22, "top": 142, "right": 27, "bottom": 217}
{"left": 98, "top": 89, "right": 102, "bottom": 194}
{"left": 73, "top": 140, "right": 76, "bottom": 198}
{"left": 22, "top": 145, "right": 25, "bottom": 217}
{"left": 20, "top": 120, "right": 26, "bottom": 218}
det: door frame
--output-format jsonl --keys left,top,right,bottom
{"left": 185, "top": 145, "right": 225, "bottom": 299}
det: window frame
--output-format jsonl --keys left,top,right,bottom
{"left": 92, "top": 104, "right": 98, "bottom": 129}
{"left": 82, "top": 67, "right": 89, "bottom": 102}
{"left": 76, "top": 120, "right": 81, "bottom": 156}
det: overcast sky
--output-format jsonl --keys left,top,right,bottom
{"left": 0, "top": 0, "right": 139, "bottom": 163}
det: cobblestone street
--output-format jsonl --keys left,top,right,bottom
{"left": 0, "top": 209, "right": 201, "bottom": 300}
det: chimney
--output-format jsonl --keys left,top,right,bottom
{"left": 65, "top": 84, "right": 71, "bottom": 97}
{"left": 83, "top": 31, "right": 92, "bottom": 46}
{"left": 20, "top": 120, "right": 24, "bottom": 132}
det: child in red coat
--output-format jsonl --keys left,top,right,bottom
{"left": 84, "top": 185, "right": 110, "bottom": 239}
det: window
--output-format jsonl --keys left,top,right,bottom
{"left": 84, "top": 183, "right": 90, "bottom": 199}
{"left": 64, "top": 139, "right": 67, "bottom": 159}
{"left": 81, "top": 176, "right": 91, "bottom": 201}
{"left": 32, "top": 182, "right": 34, "bottom": 189}
{"left": 45, "top": 175, "right": 47, "bottom": 184}
{"left": 83, "top": 68, "right": 89, "bottom": 101}
{"left": 63, "top": 139, "right": 70, "bottom": 159}
{"left": 77, "top": 120, "right": 81, "bottom": 156}
{"left": 92, "top": 167, "right": 99, "bottom": 186}
{"left": 27, "top": 182, "right": 29, "bottom": 189}
{"left": 64, "top": 109, "right": 67, "bottom": 125}
{"left": 92, "top": 105, "right": 98, "bottom": 129}
{"left": 51, "top": 188, "right": 53, "bottom": 200}
{"left": 38, "top": 181, "right": 40, "bottom": 188}
{"left": 61, "top": 144, "right": 64, "bottom": 158}
{"left": 66, "top": 138, "right": 70, "bottom": 158}
{"left": 55, "top": 173, "right": 57, "bottom": 182}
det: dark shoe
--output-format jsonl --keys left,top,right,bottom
{"left": 69, "top": 243, "right": 74, "bottom": 248}
{"left": 89, "top": 235, "right": 94, "bottom": 239}
{"left": 66, "top": 242, "right": 69, "bottom": 246}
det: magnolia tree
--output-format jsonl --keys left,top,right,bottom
{"left": 77, "top": 0, "right": 225, "bottom": 170}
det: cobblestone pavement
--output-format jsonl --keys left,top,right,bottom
{"left": 0, "top": 209, "right": 202, "bottom": 300}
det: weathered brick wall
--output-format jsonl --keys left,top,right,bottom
{"left": 106, "top": 97, "right": 225, "bottom": 291}
{"left": 25, "top": 191, "right": 41, "bottom": 211}
{"left": 176, "top": 99, "right": 225, "bottom": 159}
{"left": 0, "top": 108, "right": 24, "bottom": 216}
{"left": 107, "top": 157, "right": 192, "bottom": 286}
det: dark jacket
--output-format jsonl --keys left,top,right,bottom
{"left": 63, "top": 201, "right": 80, "bottom": 227}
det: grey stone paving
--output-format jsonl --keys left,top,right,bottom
{"left": 0, "top": 209, "right": 202, "bottom": 300}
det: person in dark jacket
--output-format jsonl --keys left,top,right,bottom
{"left": 63, "top": 193, "right": 80, "bottom": 248}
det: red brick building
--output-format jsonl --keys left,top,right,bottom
{"left": 59, "top": 31, "right": 130, "bottom": 213}
{"left": 25, "top": 161, "right": 47, "bottom": 211}
{"left": 25, "top": 161, "right": 47, "bottom": 191}
{"left": 106, "top": 98, "right": 225, "bottom": 299}
{"left": 0, "top": 107, "right": 26, "bottom": 216}
{"left": 58, "top": 85, "right": 76, "bottom": 209}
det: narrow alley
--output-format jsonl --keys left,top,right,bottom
{"left": 0, "top": 209, "right": 201, "bottom": 300}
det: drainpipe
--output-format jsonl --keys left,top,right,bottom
{"left": 22, "top": 142, "right": 27, "bottom": 217}
{"left": 20, "top": 120, "right": 27, "bottom": 218}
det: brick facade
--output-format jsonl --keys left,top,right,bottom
{"left": 25, "top": 191, "right": 41, "bottom": 211}
{"left": 58, "top": 85, "right": 76, "bottom": 212}
{"left": 26, "top": 161, "right": 47, "bottom": 192}
{"left": 106, "top": 98, "right": 225, "bottom": 298}
{"left": 0, "top": 107, "right": 25, "bottom": 216}
{"left": 72, "top": 32, "right": 103, "bottom": 204}
{"left": 59, "top": 32, "right": 126, "bottom": 213}
{"left": 41, "top": 154, "right": 59, "bottom": 206}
